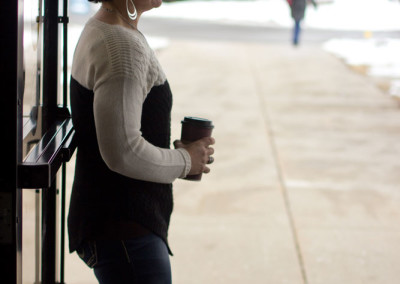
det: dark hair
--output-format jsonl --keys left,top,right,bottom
{"left": 88, "top": 0, "right": 110, "bottom": 3}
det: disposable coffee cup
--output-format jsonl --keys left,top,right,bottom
{"left": 181, "top": 116, "right": 214, "bottom": 181}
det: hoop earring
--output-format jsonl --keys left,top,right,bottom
{"left": 126, "top": 0, "right": 137, "bottom": 20}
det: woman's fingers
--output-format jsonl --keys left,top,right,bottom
{"left": 174, "top": 137, "right": 215, "bottom": 176}
{"left": 201, "top": 137, "right": 215, "bottom": 147}
{"left": 173, "top": 139, "right": 183, "bottom": 149}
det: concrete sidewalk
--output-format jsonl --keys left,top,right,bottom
{"left": 65, "top": 40, "right": 400, "bottom": 284}
{"left": 161, "top": 40, "right": 400, "bottom": 284}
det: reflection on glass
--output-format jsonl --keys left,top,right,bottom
{"left": 22, "top": 0, "right": 42, "bottom": 159}
{"left": 22, "top": 2, "right": 41, "bottom": 284}
{"left": 23, "top": 0, "right": 40, "bottom": 117}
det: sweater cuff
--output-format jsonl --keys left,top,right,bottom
{"left": 176, "top": 148, "right": 191, "bottom": 178}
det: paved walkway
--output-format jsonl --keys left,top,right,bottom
{"left": 65, "top": 40, "right": 400, "bottom": 284}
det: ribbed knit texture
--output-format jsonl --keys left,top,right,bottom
{"left": 99, "top": 19, "right": 165, "bottom": 92}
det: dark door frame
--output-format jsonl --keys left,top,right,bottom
{"left": 0, "top": 1, "right": 75, "bottom": 283}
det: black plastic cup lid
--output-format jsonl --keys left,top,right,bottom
{"left": 182, "top": 116, "right": 214, "bottom": 128}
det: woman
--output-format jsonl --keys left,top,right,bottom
{"left": 67, "top": 0, "right": 215, "bottom": 283}
{"left": 289, "top": 0, "right": 317, "bottom": 45}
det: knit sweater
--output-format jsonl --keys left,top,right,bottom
{"left": 67, "top": 18, "right": 191, "bottom": 254}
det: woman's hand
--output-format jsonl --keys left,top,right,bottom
{"left": 174, "top": 137, "right": 215, "bottom": 176}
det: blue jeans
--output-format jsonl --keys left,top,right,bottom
{"left": 293, "top": 20, "right": 301, "bottom": 45}
{"left": 77, "top": 234, "right": 172, "bottom": 284}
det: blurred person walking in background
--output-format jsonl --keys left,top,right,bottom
{"left": 288, "top": 0, "right": 317, "bottom": 45}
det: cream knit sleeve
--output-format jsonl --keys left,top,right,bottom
{"left": 93, "top": 75, "right": 191, "bottom": 184}
{"left": 80, "top": 20, "right": 191, "bottom": 183}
